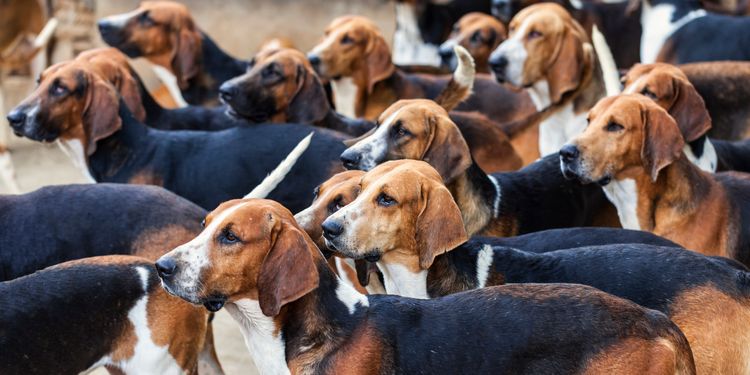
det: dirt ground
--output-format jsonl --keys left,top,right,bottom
{"left": 0, "top": 1, "right": 398, "bottom": 374}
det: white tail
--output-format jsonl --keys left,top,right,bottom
{"left": 453, "top": 45, "right": 475, "bottom": 91}
{"left": 592, "top": 25, "right": 621, "bottom": 96}
{"left": 244, "top": 132, "right": 314, "bottom": 199}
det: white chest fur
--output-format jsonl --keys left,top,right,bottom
{"left": 538, "top": 103, "right": 588, "bottom": 156}
{"left": 602, "top": 179, "right": 640, "bottom": 230}
{"left": 331, "top": 77, "right": 358, "bottom": 118}
{"left": 377, "top": 262, "right": 429, "bottom": 299}
{"left": 640, "top": 3, "right": 707, "bottom": 63}
{"left": 225, "top": 299, "right": 291, "bottom": 375}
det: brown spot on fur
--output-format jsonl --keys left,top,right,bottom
{"left": 582, "top": 337, "right": 693, "bottom": 375}
{"left": 128, "top": 169, "right": 165, "bottom": 187}
{"left": 132, "top": 225, "right": 199, "bottom": 260}
{"left": 325, "top": 324, "right": 385, "bottom": 374}
{"left": 109, "top": 319, "right": 136, "bottom": 362}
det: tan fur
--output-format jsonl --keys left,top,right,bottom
{"left": 132, "top": 225, "right": 199, "bottom": 260}
{"left": 582, "top": 338, "right": 693, "bottom": 375}
{"left": 445, "top": 13, "right": 506, "bottom": 74}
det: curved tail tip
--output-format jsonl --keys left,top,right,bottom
{"left": 453, "top": 45, "right": 475, "bottom": 88}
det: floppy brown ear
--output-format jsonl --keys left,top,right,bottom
{"left": 287, "top": 64, "right": 330, "bottom": 123}
{"left": 423, "top": 114, "right": 472, "bottom": 183}
{"left": 415, "top": 181, "right": 468, "bottom": 269}
{"left": 83, "top": 75, "right": 122, "bottom": 156}
{"left": 173, "top": 25, "right": 202, "bottom": 90}
{"left": 364, "top": 33, "right": 395, "bottom": 94}
{"left": 257, "top": 219, "right": 319, "bottom": 317}
{"left": 118, "top": 67, "right": 146, "bottom": 122}
{"left": 547, "top": 27, "right": 589, "bottom": 104}
{"left": 668, "top": 76, "right": 711, "bottom": 142}
{"left": 641, "top": 104, "right": 685, "bottom": 182}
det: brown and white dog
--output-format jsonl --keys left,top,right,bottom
{"left": 489, "top": 3, "right": 604, "bottom": 161}
{"left": 561, "top": 94, "right": 750, "bottom": 266}
{"left": 307, "top": 15, "right": 534, "bottom": 125}
{"left": 438, "top": 12, "right": 507, "bottom": 73}
{"left": 156, "top": 197, "right": 696, "bottom": 375}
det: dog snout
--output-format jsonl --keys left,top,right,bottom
{"left": 155, "top": 257, "right": 177, "bottom": 279}
{"left": 6, "top": 110, "right": 27, "bottom": 130}
{"left": 559, "top": 144, "right": 580, "bottom": 163}
{"left": 321, "top": 219, "right": 344, "bottom": 240}
{"left": 218, "top": 82, "right": 237, "bottom": 104}
{"left": 307, "top": 53, "right": 321, "bottom": 69}
{"left": 489, "top": 54, "right": 509, "bottom": 81}
{"left": 97, "top": 20, "right": 116, "bottom": 35}
{"left": 340, "top": 148, "right": 362, "bottom": 170}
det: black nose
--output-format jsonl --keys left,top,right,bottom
{"left": 340, "top": 149, "right": 362, "bottom": 170}
{"left": 218, "top": 82, "right": 236, "bottom": 103}
{"left": 97, "top": 21, "right": 115, "bottom": 35}
{"left": 307, "top": 54, "right": 321, "bottom": 67}
{"left": 321, "top": 219, "right": 344, "bottom": 240}
{"left": 155, "top": 258, "right": 177, "bottom": 279}
{"left": 490, "top": 55, "right": 508, "bottom": 72}
{"left": 559, "top": 144, "right": 580, "bottom": 162}
{"left": 6, "top": 111, "right": 26, "bottom": 130}
{"left": 439, "top": 46, "right": 453, "bottom": 59}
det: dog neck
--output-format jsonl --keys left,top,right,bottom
{"left": 180, "top": 32, "right": 247, "bottom": 106}
{"left": 376, "top": 261, "right": 429, "bottom": 299}
{"left": 228, "top": 255, "right": 370, "bottom": 374}
{"left": 639, "top": 0, "right": 706, "bottom": 63}
{"left": 446, "top": 161, "right": 498, "bottom": 237}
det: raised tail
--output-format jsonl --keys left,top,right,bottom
{"left": 244, "top": 132, "right": 313, "bottom": 199}
{"left": 434, "top": 46, "right": 475, "bottom": 112}
{"left": 592, "top": 25, "right": 621, "bottom": 97}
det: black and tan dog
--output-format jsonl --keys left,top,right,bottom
{"left": 1, "top": 255, "right": 214, "bottom": 375}
{"left": 307, "top": 15, "right": 535, "bottom": 126}
{"left": 561, "top": 94, "right": 750, "bottom": 266}
{"left": 6, "top": 59, "right": 346, "bottom": 212}
{"left": 97, "top": 1, "right": 247, "bottom": 106}
{"left": 320, "top": 160, "right": 748, "bottom": 374}
{"left": 341, "top": 99, "right": 618, "bottom": 237}
{"left": 155, "top": 198, "right": 695, "bottom": 375}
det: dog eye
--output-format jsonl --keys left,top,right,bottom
{"left": 341, "top": 34, "right": 354, "bottom": 44}
{"left": 328, "top": 196, "right": 344, "bottom": 213}
{"left": 50, "top": 82, "right": 68, "bottom": 96}
{"left": 220, "top": 228, "right": 240, "bottom": 244}
{"left": 201, "top": 219, "right": 206, "bottom": 228}
{"left": 392, "top": 121, "right": 410, "bottom": 138}
{"left": 606, "top": 122, "right": 624, "bottom": 132}
{"left": 138, "top": 11, "right": 154, "bottom": 26}
{"left": 262, "top": 65, "right": 280, "bottom": 80}
{"left": 640, "top": 88, "right": 657, "bottom": 100}
{"left": 470, "top": 31, "right": 482, "bottom": 43}
{"left": 528, "top": 30, "right": 543, "bottom": 39}
{"left": 376, "top": 193, "right": 397, "bottom": 207}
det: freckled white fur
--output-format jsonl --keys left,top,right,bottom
{"left": 538, "top": 103, "right": 588, "bottom": 156}
{"left": 152, "top": 65, "right": 189, "bottom": 108}
{"left": 57, "top": 139, "right": 96, "bottom": 183}
{"left": 334, "top": 268, "right": 370, "bottom": 314}
{"left": 640, "top": 2, "right": 706, "bottom": 63}
{"left": 475, "top": 245, "right": 494, "bottom": 289}
{"left": 225, "top": 298, "right": 291, "bottom": 375}
{"left": 347, "top": 107, "right": 405, "bottom": 170}
{"left": 392, "top": 2, "right": 441, "bottom": 66}
{"left": 602, "top": 178, "right": 640, "bottom": 230}
{"left": 491, "top": 16, "right": 531, "bottom": 87}
{"left": 487, "top": 175, "right": 502, "bottom": 218}
{"left": 377, "top": 262, "right": 429, "bottom": 299}
{"left": 293, "top": 206, "right": 314, "bottom": 231}
{"left": 330, "top": 77, "right": 358, "bottom": 118}
{"left": 684, "top": 139, "right": 717, "bottom": 172}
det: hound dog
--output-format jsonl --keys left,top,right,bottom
{"left": 628, "top": 0, "right": 750, "bottom": 64}
{"left": 321, "top": 160, "right": 748, "bottom": 373}
{"left": 155, "top": 198, "right": 695, "bottom": 375}
{"left": 6, "top": 60, "right": 346, "bottom": 212}
{"left": 438, "top": 12, "right": 507, "bottom": 73}
{"left": 340, "top": 99, "right": 618, "bottom": 237}
{"left": 491, "top": 0, "right": 642, "bottom": 70}
{"left": 306, "top": 15, "right": 535, "bottom": 126}
{"left": 561, "top": 94, "right": 750, "bottom": 266}
{"left": 97, "top": 1, "right": 247, "bottom": 106}
{"left": 1, "top": 256, "right": 216, "bottom": 375}
{"left": 622, "top": 62, "right": 750, "bottom": 172}
{"left": 489, "top": 3, "right": 605, "bottom": 162}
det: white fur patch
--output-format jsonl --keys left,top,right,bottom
{"left": 152, "top": 65, "right": 189, "bottom": 108}
{"left": 490, "top": 16, "right": 532, "bottom": 87}
{"left": 453, "top": 46, "right": 475, "bottom": 89}
{"left": 346, "top": 107, "right": 405, "bottom": 170}
{"left": 377, "top": 262, "right": 429, "bottom": 299}
{"left": 640, "top": 2, "right": 707, "bottom": 63}
{"left": 475, "top": 245, "right": 494, "bottom": 289}
{"left": 527, "top": 79, "right": 552, "bottom": 111}
{"left": 245, "top": 132, "right": 313, "bottom": 199}
{"left": 602, "top": 178, "right": 640, "bottom": 230}
{"left": 392, "top": 2, "right": 441, "bottom": 66}
{"left": 57, "top": 139, "right": 96, "bottom": 183}
{"left": 225, "top": 298, "right": 291, "bottom": 375}
{"left": 684, "top": 139, "right": 717, "bottom": 172}
{"left": 331, "top": 77, "right": 358, "bottom": 118}
{"left": 334, "top": 268, "right": 370, "bottom": 314}
{"left": 487, "top": 175, "right": 502, "bottom": 218}
{"left": 538, "top": 102, "right": 588, "bottom": 156}
{"left": 100, "top": 9, "right": 140, "bottom": 28}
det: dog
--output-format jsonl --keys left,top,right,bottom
{"left": 98, "top": 1, "right": 248, "bottom": 106}
{"left": 489, "top": 3, "right": 605, "bottom": 161}
{"left": 628, "top": 0, "right": 750, "bottom": 64}
{"left": 341, "top": 99, "right": 618, "bottom": 237}
{"left": 6, "top": 60, "right": 346, "bottom": 212}
{"left": 307, "top": 15, "right": 535, "bottom": 127}
{"left": 155, "top": 197, "right": 695, "bottom": 375}
{"left": 561, "top": 94, "right": 750, "bottom": 266}
{"left": 1, "top": 255, "right": 217, "bottom": 375}
{"left": 438, "top": 12, "right": 507, "bottom": 73}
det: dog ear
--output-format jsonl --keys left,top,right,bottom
{"left": 287, "top": 64, "right": 329, "bottom": 123}
{"left": 173, "top": 23, "right": 202, "bottom": 90}
{"left": 547, "top": 26, "right": 590, "bottom": 104}
{"left": 83, "top": 74, "right": 122, "bottom": 156}
{"left": 117, "top": 67, "right": 146, "bottom": 122}
{"left": 668, "top": 76, "right": 711, "bottom": 142}
{"left": 423, "top": 114, "right": 472, "bottom": 183}
{"left": 415, "top": 179, "right": 467, "bottom": 269}
{"left": 364, "top": 33, "right": 395, "bottom": 94}
{"left": 257, "top": 219, "right": 319, "bottom": 317}
{"left": 641, "top": 103, "right": 685, "bottom": 182}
